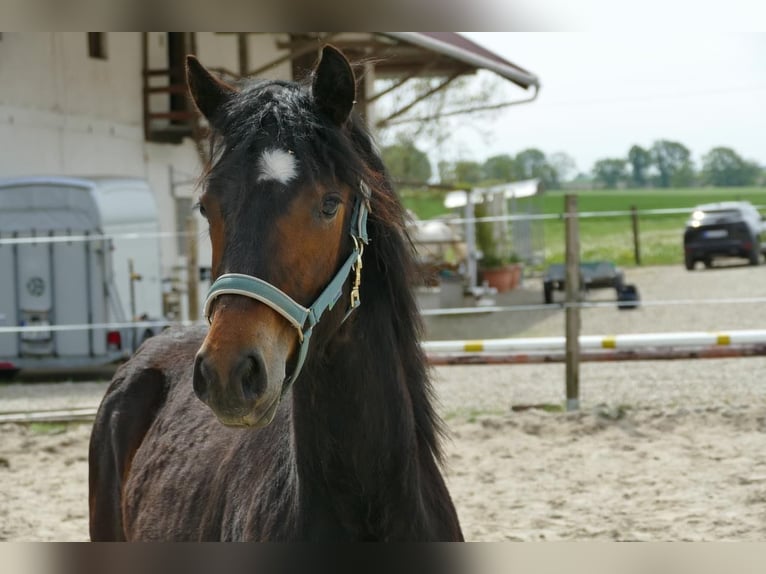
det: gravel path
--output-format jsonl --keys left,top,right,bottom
{"left": 2, "top": 263, "right": 766, "bottom": 540}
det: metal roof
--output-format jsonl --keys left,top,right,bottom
{"left": 212, "top": 33, "right": 541, "bottom": 128}
{"left": 382, "top": 33, "right": 539, "bottom": 90}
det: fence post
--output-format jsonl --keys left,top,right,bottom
{"left": 186, "top": 216, "right": 199, "bottom": 322}
{"left": 631, "top": 205, "right": 642, "bottom": 265}
{"left": 565, "top": 195, "right": 581, "bottom": 411}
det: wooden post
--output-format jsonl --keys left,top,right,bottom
{"left": 465, "top": 190, "right": 478, "bottom": 293}
{"left": 128, "top": 258, "right": 137, "bottom": 322}
{"left": 128, "top": 257, "right": 144, "bottom": 353}
{"left": 237, "top": 33, "right": 249, "bottom": 77}
{"left": 186, "top": 216, "right": 199, "bottom": 322}
{"left": 631, "top": 205, "right": 641, "bottom": 265}
{"left": 564, "top": 195, "right": 581, "bottom": 411}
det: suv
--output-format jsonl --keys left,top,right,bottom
{"left": 683, "top": 201, "right": 766, "bottom": 270}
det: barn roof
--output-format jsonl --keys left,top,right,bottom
{"left": 380, "top": 33, "right": 539, "bottom": 90}
{"left": 213, "top": 33, "right": 540, "bottom": 130}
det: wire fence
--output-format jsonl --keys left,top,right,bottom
{"left": 3, "top": 200, "right": 766, "bottom": 400}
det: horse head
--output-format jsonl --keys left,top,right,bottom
{"left": 188, "top": 46, "right": 369, "bottom": 427}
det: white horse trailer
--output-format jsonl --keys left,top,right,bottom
{"left": 0, "top": 177, "right": 167, "bottom": 375}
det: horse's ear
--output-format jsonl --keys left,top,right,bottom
{"left": 312, "top": 45, "right": 356, "bottom": 126}
{"left": 186, "top": 55, "right": 237, "bottom": 124}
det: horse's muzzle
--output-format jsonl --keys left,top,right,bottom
{"left": 193, "top": 348, "right": 283, "bottom": 427}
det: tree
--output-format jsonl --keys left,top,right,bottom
{"left": 453, "top": 160, "right": 483, "bottom": 184}
{"left": 592, "top": 158, "right": 627, "bottom": 189}
{"left": 436, "top": 159, "right": 483, "bottom": 186}
{"left": 481, "top": 154, "right": 518, "bottom": 182}
{"left": 548, "top": 152, "right": 577, "bottom": 186}
{"left": 515, "top": 148, "right": 547, "bottom": 179}
{"left": 380, "top": 137, "right": 432, "bottom": 184}
{"left": 627, "top": 145, "right": 652, "bottom": 188}
{"left": 701, "top": 147, "right": 761, "bottom": 187}
{"left": 515, "top": 148, "right": 558, "bottom": 189}
{"left": 375, "top": 74, "right": 510, "bottom": 155}
{"left": 650, "top": 140, "right": 694, "bottom": 188}
{"left": 437, "top": 160, "right": 455, "bottom": 184}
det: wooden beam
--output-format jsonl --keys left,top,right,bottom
{"left": 237, "top": 33, "right": 249, "bottom": 77}
{"left": 366, "top": 59, "right": 443, "bottom": 104}
{"left": 564, "top": 194, "right": 581, "bottom": 411}
{"left": 247, "top": 34, "right": 340, "bottom": 77}
{"left": 375, "top": 71, "right": 464, "bottom": 128}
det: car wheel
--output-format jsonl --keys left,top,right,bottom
{"left": 749, "top": 248, "right": 760, "bottom": 266}
{"left": 684, "top": 255, "right": 695, "bottom": 271}
{"left": 703, "top": 256, "right": 713, "bottom": 269}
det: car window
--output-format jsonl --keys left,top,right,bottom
{"left": 699, "top": 209, "right": 740, "bottom": 221}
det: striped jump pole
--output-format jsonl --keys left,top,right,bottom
{"left": 423, "top": 329, "right": 766, "bottom": 365}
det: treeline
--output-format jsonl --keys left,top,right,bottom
{"left": 381, "top": 137, "right": 764, "bottom": 190}
{"left": 381, "top": 137, "right": 572, "bottom": 190}
{"left": 593, "top": 141, "right": 763, "bottom": 189}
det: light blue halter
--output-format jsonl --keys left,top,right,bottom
{"left": 203, "top": 183, "right": 371, "bottom": 390}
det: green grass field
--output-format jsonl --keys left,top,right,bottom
{"left": 400, "top": 187, "right": 766, "bottom": 267}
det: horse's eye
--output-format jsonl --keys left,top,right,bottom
{"left": 321, "top": 195, "right": 341, "bottom": 218}
{"left": 197, "top": 202, "right": 208, "bottom": 219}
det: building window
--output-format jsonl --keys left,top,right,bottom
{"left": 88, "top": 33, "right": 107, "bottom": 60}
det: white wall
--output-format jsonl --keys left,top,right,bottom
{"left": 0, "top": 33, "right": 142, "bottom": 124}
{"left": 0, "top": 32, "right": 305, "bottom": 320}
{"left": 0, "top": 33, "right": 146, "bottom": 177}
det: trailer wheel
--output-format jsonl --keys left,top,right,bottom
{"left": 543, "top": 281, "right": 553, "bottom": 304}
{"left": 0, "top": 368, "right": 20, "bottom": 381}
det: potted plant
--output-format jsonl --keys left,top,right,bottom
{"left": 475, "top": 202, "right": 523, "bottom": 292}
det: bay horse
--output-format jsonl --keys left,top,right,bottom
{"left": 88, "top": 45, "right": 464, "bottom": 541}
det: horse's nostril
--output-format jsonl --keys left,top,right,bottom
{"left": 193, "top": 354, "right": 212, "bottom": 403}
{"left": 236, "top": 353, "right": 268, "bottom": 401}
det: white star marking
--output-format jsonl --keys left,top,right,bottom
{"left": 256, "top": 149, "right": 299, "bottom": 185}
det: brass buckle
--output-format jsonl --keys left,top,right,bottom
{"left": 350, "top": 236, "right": 364, "bottom": 309}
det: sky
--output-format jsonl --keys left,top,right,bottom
{"left": 400, "top": 33, "right": 766, "bottom": 178}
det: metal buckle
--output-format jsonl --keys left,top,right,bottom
{"left": 349, "top": 236, "right": 364, "bottom": 309}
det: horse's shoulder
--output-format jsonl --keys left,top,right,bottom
{"left": 90, "top": 325, "right": 206, "bottom": 540}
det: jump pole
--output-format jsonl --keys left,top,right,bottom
{"left": 423, "top": 330, "right": 766, "bottom": 365}
{"left": 423, "top": 330, "right": 766, "bottom": 353}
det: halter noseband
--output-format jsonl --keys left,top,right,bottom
{"left": 203, "top": 182, "right": 371, "bottom": 391}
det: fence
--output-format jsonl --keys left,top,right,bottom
{"left": 416, "top": 193, "right": 766, "bottom": 410}
{"left": 3, "top": 195, "right": 766, "bottom": 412}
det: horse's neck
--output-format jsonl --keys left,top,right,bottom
{"left": 291, "top": 295, "right": 430, "bottom": 488}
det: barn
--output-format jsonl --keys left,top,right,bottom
{"left": 0, "top": 32, "right": 538, "bottom": 320}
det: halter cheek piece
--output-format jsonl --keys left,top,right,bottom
{"left": 203, "top": 182, "right": 371, "bottom": 391}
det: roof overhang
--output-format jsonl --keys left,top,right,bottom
{"left": 217, "top": 32, "right": 541, "bottom": 129}
{"left": 444, "top": 179, "right": 543, "bottom": 209}
{"left": 379, "top": 33, "right": 539, "bottom": 90}
{"left": 362, "top": 32, "right": 540, "bottom": 128}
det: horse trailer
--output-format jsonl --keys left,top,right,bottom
{"left": 0, "top": 176, "right": 167, "bottom": 375}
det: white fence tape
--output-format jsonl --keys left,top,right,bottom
{"left": 0, "top": 320, "right": 198, "bottom": 335}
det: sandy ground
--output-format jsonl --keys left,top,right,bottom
{"left": 2, "top": 263, "right": 766, "bottom": 541}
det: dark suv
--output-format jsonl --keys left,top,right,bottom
{"left": 683, "top": 201, "right": 766, "bottom": 270}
